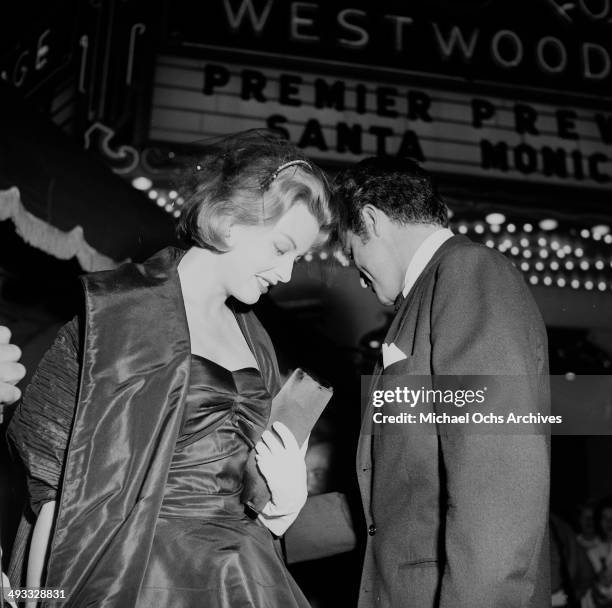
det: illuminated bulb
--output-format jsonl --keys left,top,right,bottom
{"left": 571, "top": 279, "right": 580, "bottom": 289}
{"left": 535, "top": 261, "right": 545, "bottom": 271}
{"left": 604, "top": 234, "right": 612, "bottom": 244}
{"left": 169, "top": 190, "right": 178, "bottom": 199}
{"left": 580, "top": 229, "right": 590, "bottom": 239}
{"left": 132, "top": 176, "right": 152, "bottom": 190}
{"left": 556, "top": 250, "right": 566, "bottom": 259}
{"left": 319, "top": 251, "right": 328, "bottom": 260}
{"left": 520, "top": 238, "right": 529, "bottom": 247}
{"left": 550, "top": 240, "right": 560, "bottom": 250}
{"left": 164, "top": 203, "right": 173, "bottom": 212}
{"left": 474, "top": 223, "right": 485, "bottom": 234}
{"left": 543, "top": 276, "right": 553, "bottom": 286}
{"left": 557, "top": 277, "right": 566, "bottom": 288}
{"left": 563, "top": 245, "right": 572, "bottom": 254}
{"left": 539, "top": 249, "right": 549, "bottom": 259}
{"left": 529, "top": 275, "right": 539, "bottom": 285}
{"left": 523, "top": 250, "right": 533, "bottom": 259}
{"left": 304, "top": 253, "right": 313, "bottom": 262}
{"left": 485, "top": 212, "right": 505, "bottom": 225}
{"left": 173, "top": 210, "right": 181, "bottom": 218}
{"left": 537, "top": 237, "right": 547, "bottom": 247}
{"left": 369, "top": 340, "right": 380, "bottom": 349}
{"left": 595, "top": 260, "right": 605, "bottom": 270}
{"left": 507, "top": 224, "right": 516, "bottom": 233}
{"left": 574, "top": 248, "right": 584, "bottom": 257}
{"left": 148, "top": 190, "right": 158, "bottom": 199}
{"left": 593, "top": 232, "right": 602, "bottom": 241}
{"left": 598, "top": 281, "right": 607, "bottom": 291}
{"left": 524, "top": 223, "right": 533, "bottom": 232}
{"left": 485, "top": 240, "right": 495, "bottom": 248}
{"left": 520, "top": 262, "right": 530, "bottom": 272}
{"left": 593, "top": 224, "right": 610, "bottom": 237}
{"left": 585, "top": 280, "right": 594, "bottom": 290}
{"left": 580, "top": 261, "right": 589, "bottom": 271}
{"left": 539, "top": 218, "right": 558, "bottom": 231}
{"left": 176, "top": 197, "right": 184, "bottom": 206}
{"left": 491, "top": 224, "right": 501, "bottom": 233}
{"left": 550, "top": 261, "right": 559, "bottom": 271}
{"left": 458, "top": 224, "right": 468, "bottom": 234}
{"left": 565, "top": 261, "right": 574, "bottom": 270}
{"left": 156, "top": 198, "right": 165, "bottom": 207}
{"left": 510, "top": 246, "right": 519, "bottom": 255}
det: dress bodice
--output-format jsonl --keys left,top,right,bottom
{"left": 159, "top": 355, "right": 271, "bottom": 518}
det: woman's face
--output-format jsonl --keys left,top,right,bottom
{"left": 222, "top": 203, "right": 321, "bottom": 305}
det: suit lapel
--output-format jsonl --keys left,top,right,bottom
{"left": 356, "top": 235, "right": 470, "bottom": 516}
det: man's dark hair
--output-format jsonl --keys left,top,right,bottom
{"left": 332, "top": 156, "right": 448, "bottom": 238}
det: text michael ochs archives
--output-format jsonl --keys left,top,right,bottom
{"left": 370, "top": 386, "right": 562, "bottom": 427}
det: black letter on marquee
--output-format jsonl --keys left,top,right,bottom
{"left": 514, "top": 143, "right": 538, "bottom": 174}
{"left": 298, "top": 119, "right": 328, "bottom": 151}
{"left": 514, "top": 104, "right": 539, "bottom": 135}
{"left": 480, "top": 140, "right": 509, "bottom": 170}
{"left": 369, "top": 126, "right": 394, "bottom": 156}
{"left": 397, "top": 130, "right": 425, "bottom": 161}
{"left": 556, "top": 110, "right": 578, "bottom": 140}
{"left": 266, "top": 114, "right": 290, "bottom": 140}
{"left": 589, "top": 153, "right": 611, "bottom": 183}
{"left": 376, "top": 87, "right": 398, "bottom": 118}
{"left": 314, "top": 79, "right": 346, "bottom": 111}
{"left": 408, "top": 91, "right": 432, "bottom": 122}
{"left": 279, "top": 74, "right": 303, "bottom": 107}
{"left": 241, "top": 69, "right": 267, "bottom": 101}
{"left": 203, "top": 64, "right": 230, "bottom": 95}
{"left": 337, "top": 123, "right": 362, "bottom": 154}
{"left": 541, "top": 147, "right": 568, "bottom": 178}
{"left": 472, "top": 99, "right": 495, "bottom": 128}
{"left": 595, "top": 114, "right": 612, "bottom": 144}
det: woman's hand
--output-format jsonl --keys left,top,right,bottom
{"left": 255, "top": 422, "right": 307, "bottom": 536}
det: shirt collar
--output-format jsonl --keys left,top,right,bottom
{"left": 402, "top": 228, "right": 454, "bottom": 298}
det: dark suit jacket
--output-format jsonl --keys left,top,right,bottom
{"left": 357, "top": 235, "right": 551, "bottom": 608}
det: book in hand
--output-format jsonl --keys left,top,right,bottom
{"left": 241, "top": 368, "right": 333, "bottom": 514}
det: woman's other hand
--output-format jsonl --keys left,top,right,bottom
{"left": 255, "top": 422, "right": 307, "bottom": 536}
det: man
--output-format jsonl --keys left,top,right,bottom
{"left": 333, "top": 157, "right": 550, "bottom": 607}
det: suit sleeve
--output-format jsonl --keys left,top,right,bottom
{"left": 430, "top": 246, "right": 550, "bottom": 608}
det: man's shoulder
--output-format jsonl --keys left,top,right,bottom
{"left": 435, "top": 237, "right": 517, "bottom": 279}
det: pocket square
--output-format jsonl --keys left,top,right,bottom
{"left": 382, "top": 342, "right": 408, "bottom": 369}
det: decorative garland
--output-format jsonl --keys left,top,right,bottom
{"left": 0, "top": 187, "right": 122, "bottom": 272}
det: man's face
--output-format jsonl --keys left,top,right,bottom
{"left": 345, "top": 229, "right": 403, "bottom": 306}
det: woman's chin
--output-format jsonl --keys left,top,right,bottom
{"left": 232, "top": 289, "right": 262, "bottom": 306}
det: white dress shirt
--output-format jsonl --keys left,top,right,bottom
{"left": 402, "top": 228, "right": 454, "bottom": 298}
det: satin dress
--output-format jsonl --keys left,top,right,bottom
{"left": 8, "top": 317, "right": 309, "bottom": 608}
{"left": 137, "top": 354, "right": 310, "bottom": 607}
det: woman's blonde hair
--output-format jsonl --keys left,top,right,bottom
{"left": 177, "top": 131, "right": 333, "bottom": 251}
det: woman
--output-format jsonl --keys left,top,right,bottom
{"left": 7, "top": 132, "right": 335, "bottom": 607}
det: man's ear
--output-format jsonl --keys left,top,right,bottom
{"left": 361, "top": 204, "right": 383, "bottom": 238}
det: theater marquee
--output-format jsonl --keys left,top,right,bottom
{"left": 149, "top": 55, "right": 612, "bottom": 190}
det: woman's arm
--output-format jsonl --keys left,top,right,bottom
{"left": 25, "top": 501, "right": 57, "bottom": 607}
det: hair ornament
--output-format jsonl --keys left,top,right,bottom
{"left": 261, "top": 159, "right": 312, "bottom": 191}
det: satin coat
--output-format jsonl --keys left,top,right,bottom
{"left": 39, "top": 247, "right": 280, "bottom": 607}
